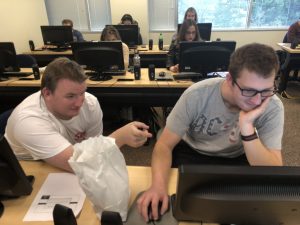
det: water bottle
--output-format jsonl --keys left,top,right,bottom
{"left": 158, "top": 33, "right": 163, "bottom": 50}
{"left": 133, "top": 50, "right": 141, "bottom": 80}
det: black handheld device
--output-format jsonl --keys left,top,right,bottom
{"left": 32, "top": 64, "right": 40, "bottom": 80}
{"left": 148, "top": 64, "right": 155, "bottom": 80}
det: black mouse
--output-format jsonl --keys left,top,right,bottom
{"left": 0, "top": 201, "right": 4, "bottom": 218}
{"left": 158, "top": 71, "right": 166, "bottom": 77}
{"left": 148, "top": 201, "right": 163, "bottom": 222}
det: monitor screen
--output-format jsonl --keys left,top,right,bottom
{"left": 71, "top": 41, "right": 124, "bottom": 81}
{"left": 0, "top": 42, "right": 20, "bottom": 74}
{"left": 171, "top": 164, "right": 300, "bottom": 225}
{"left": 0, "top": 136, "right": 34, "bottom": 200}
{"left": 41, "top": 25, "right": 74, "bottom": 47}
{"left": 108, "top": 24, "right": 139, "bottom": 47}
{"left": 179, "top": 41, "right": 236, "bottom": 77}
{"left": 178, "top": 23, "right": 212, "bottom": 41}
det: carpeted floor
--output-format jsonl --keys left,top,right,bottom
{"left": 105, "top": 80, "right": 300, "bottom": 167}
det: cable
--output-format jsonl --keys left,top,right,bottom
{"left": 280, "top": 90, "right": 300, "bottom": 99}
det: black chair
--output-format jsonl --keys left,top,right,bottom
{"left": 16, "top": 54, "right": 37, "bottom": 68}
{"left": 0, "top": 109, "right": 13, "bottom": 137}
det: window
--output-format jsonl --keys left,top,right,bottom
{"left": 173, "top": 0, "right": 300, "bottom": 30}
{"left": 149, "top": 0, "right": 177, "bottom": 31}
{"left": 44, "top": 0, "right": 111, "bottom": 32}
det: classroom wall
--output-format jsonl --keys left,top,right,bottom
{"left": 0, "top": 0, "right": 48, "bottom": 53}
{"left": 0, "top": 0, "right": 287, "bottom": 54}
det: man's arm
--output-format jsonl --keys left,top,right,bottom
{"left": 137, "top": 127, "right": 181, "bottom": 222}
{"left": 239, "top": 97, "right": 283, "bottom": 166}
{"left": 109, "top": 121, "right": 152, "bottom": 148}
{"left": 44, "top": 145, "right": 74, "bottom": 172}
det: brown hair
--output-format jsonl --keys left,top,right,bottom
{"left": 41, "top": 57, "right": 87, "bottom": 92}
{"left": 184, "top": 7, "right": 198, "bottom": 23}
{"left": 62, "top": 19, "right": 73, "bottom": 27}
{"left": 229, "top": 43, "right": 279, "bottom": 82}
{"left": 176, "top": 19, "right": 201, "bottom": 45}
{"left": 100, "top": 26, "right": 121, "bottom": 41}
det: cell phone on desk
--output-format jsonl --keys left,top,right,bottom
{"left": 19, "top": 77, "right": 35, "bottom": 80}
{"left": 117, "top": 78, "right": 134, "bottom": 81}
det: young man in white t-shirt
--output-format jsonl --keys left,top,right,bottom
{"left": 137, "top": 43, "right": 284, "bottom": 222}
{"left": 5, "top": 57, "right": 152, "bottom": 171}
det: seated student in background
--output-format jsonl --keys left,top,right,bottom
{"left": 167, "top": 19, "right": 202, "bottom": 73}
{"left": 172, "top": 7, "right": 198, "bottom": 41}
{"left": 287, "top": 18, "right": 300, "bottom": 43}
{"left": 5, "top": 57, "right": 152, "bottom": 172}
{"left": 119, "top": 13, "right": 143, "bottom": 45}
{"left": 100, "top": 26, "right": 129, "bottom": 70}
{"left": 62, "top": 19, "right": 85, "bottom": 42}
{"left": 137, "top": 43, "right": 283, "bottom": 222}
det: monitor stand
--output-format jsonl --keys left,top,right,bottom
{"left": 89, "top": 70, "right": 112, "bottom": 81}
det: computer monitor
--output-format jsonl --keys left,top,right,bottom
{"left": 0, "top": 42, "right": 20, "bottom": 73}
{"left": 0, "top": 42, "right": 21, "bottom": 82}
{"left": 40, "top": 25, "right": 74, "bottom": 48}
{"left": 179, "top": 41, "right": 236, "bottom": 77}
{"left": 108, "top": 24, "right": 139, "bottom": 47}
{"left": 71, "top": 41, "right": 124, "bottom": 81}
{"left": 0, "top": 136, "right": 34, "bottom": 202}
{"left": 178, "top": 23, "right": 212, "bottom": 41}
{"left": 171, "top": 164, "right": 300, "bottom": 225}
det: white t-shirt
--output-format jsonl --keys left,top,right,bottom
{"left": 5, "top": 91, "right": 103, "bottom": 160}
{"left": 167, "top": 78, "right": 284, "bottom": 158}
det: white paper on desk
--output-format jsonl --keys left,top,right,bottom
{"left": 23, "top": 173, "right": 86, "bottom": 221}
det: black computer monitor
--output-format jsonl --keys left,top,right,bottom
{"left": 0, "top": 42, "right": 20, "bottom": 73}
{"left": 0, "top": 136, "right": 34, "bottom": 204}
{"left": 0, "top": 42, "right": 20, "bottom": 82}
{"left": 179, "top": 41, "right": 236, "bottom": 77}
{"left": 108, "top": 24, "right": 139, "bottom": 47}
{"left": 178, "top": 23, "right": 212, "bottom": 41}
{"left": 71, "top": 41, "right": 124, "bottom": 81}
{"left": 41, "top": 25, "right": 74, "bottom": 48}
{"left": 171, "top": 164, "right": 300, "bottom": 225}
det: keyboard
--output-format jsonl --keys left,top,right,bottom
{"left": 85, "top": 70, "right": 126, "bottom": 76}
{"left": 173, "top": 72, "right": 204, "bottom": 81}
{"left": 2, "top": 71, "right": 33, "bottom": 77}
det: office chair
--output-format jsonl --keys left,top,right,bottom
{"left": 0, "top": 109, "right": 13, "bottom": 137}
{"left": 16, "top": 54, "right": 37, "bottom": 68}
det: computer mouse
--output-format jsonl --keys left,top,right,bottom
{"left": 158, "top": 71, "right": 166, "bottom": 77}
{"left": 148, "top": 201, "right": 163, "bottom": 222}
{"left": 0, "top": 201, "right": 4, "bottom": 218}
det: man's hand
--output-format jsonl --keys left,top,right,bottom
{"left": 170, "top": 64, "right": 179, "bottom": 73}
{"left": 110, "top": 121, "right": 152, "bottom": 148}
{"left": 137, "top": 187, "right": 169, "bottom": 222}
{"left": 239, "top": 97, "right": 271, "bottom": 135}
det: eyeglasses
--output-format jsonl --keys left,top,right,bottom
{"left": 234, "top": 81, "right": 277, "bottom": 97}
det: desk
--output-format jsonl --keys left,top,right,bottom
{"left": 24, "top": 45, "right": 168, "bottom": 68}
{"left": 277, "top": 43, "right": 300, "bottom": 93}
{"left": 0, "top": 69, "right": 192, "bottom": 109}
{"left": 1, "top": 161, "right": 211, "bottom": 225}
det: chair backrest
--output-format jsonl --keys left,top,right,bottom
{"left": 16, "top": 54, "right": 37, "bottom": 68}
{"left": 0, "top": 109, "right": 13, "bottom": 137}
{"left": 283, "top": 32, "right": 288, "bottom": 43}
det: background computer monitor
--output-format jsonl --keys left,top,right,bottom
{"left": 0, "top": 136, "right": 34, "bottom": 201}
{"left": 0, "top": 42, "right": 20, "bottom": 73}
{"left": 177, "top": 23, "right": 212, "bottom": 41}
{"left": 71, "top": 41, "right": 124, "bottom": 81}
{"left": 172, "top": 164, "right": 300, "bottom": 225}
{"left": 179, "top": 41, "right": 236, "bottom": 77}
{"left": 41, "top": 25, "right": 73, "bottom": 48}
{"left": 108, "top": 24, "right": 139, "bottom": 47}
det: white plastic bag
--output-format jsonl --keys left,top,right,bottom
{"left": 68, "top": 136, "right": 130, "bottom": 221}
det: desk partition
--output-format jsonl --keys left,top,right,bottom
{"left": 0, "top": 69, "right": 192, "bottom": 110}
{"left": 24, "top": 45, "right": 168, "bottom": 68}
